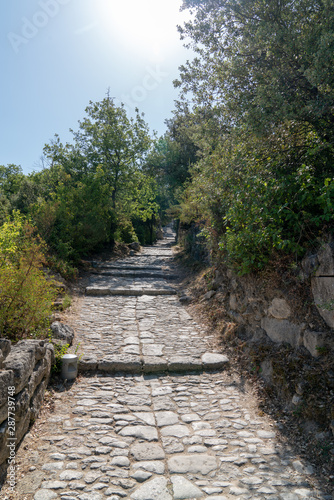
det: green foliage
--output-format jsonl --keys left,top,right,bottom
{"left": 51, "top": 341, "right": 82, "bottom": 375}
{"left": 171, "top": 0, "right": 334, "bottom": 273}
{"left": 51, "top": 341, "right": 70, "bottom": 375}
{"left": 0, "top": 213, "right": 57, "bottom": 341}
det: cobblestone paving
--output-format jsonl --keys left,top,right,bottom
{"left": 2, "top": 226, "right": 330, "bottom": 499}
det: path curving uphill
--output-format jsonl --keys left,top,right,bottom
{"left": 2, "top": 226, "right": 330, "bottom": 500}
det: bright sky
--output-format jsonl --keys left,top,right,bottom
{"left": 1, "top": 0, "right": 192, "bottom": 174}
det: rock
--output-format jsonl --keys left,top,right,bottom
{"left": 59, "top": 470, "right": 83, "bottom": 480}
{"left": 85, "top": 286, "right": 111, "bottom": 296}
{"left": 260, "top": 359, "right": 273, "bottom": 385}
{"left": 130, "top": 477, "right": 172, "bottom": 500}
{"left": 311, "top": 243, "right": 334, "bottom": 328}
{"left": 292, "top": 395, "right": 302, "bottom": 406}
{"left": 168, "top": 357, "right": 202, "bottom": 372}
{"left": 261, "top": 317, "right": 302, "bottom": 348}
{"left": 179, "top": 295, "right": 192, "bottom": 304}
{"left": 129, "top": 242, "right": 141, "bottom": 252}
{"left": 168, "top": 454, "right": 218, "bottom": 475}
{"left": 155, "top": 411, "right": 179, "bottom": 427}
{"left": 110, "top": 456, "right": 130, "bottom": 467}
{"left": 160, "top": 425, "right": 190, "bottom": 438}
{"left": 131, "top": 443, "right": 165, "bottom": 460}
{"left": 268, "top": 298, "right": 291, "bottom": 319}
{"left": 204, "top": 290, "right": 216, "bottom": 300}
{"left": 301, "top": 253, "right": 319, "bottom": 278}
{"left": 119, "top": 426, "right": 158, "bottom": 441}
{"left": 0, "top": 371, "right": 15, "bottom": 417}
{"left": 229, "top": 294, "right": 238, "bottom": 311}
{"left": 171, "top": 476, "right": 203, "bottom": 499}
{"left": 131, "top": 470, "right": 153, "bottom": 482}
{"left": 79, "top": 356, "right": 98, "bottom": 371}
{"left": 303, "top": 331, "right": 328, "bottom": 357}
{"left": 3, "top": 347, "right": 35, "bottom": 393}
{"left": 330, "top": 421, "right": 334, "bottom": 437}
{"left": 142, "top": 344, "right": 163, "bottom": 356}
{"left": 142, "top": 356, "right": 168, "bottom": 373}
{"left": 0, "top": 338, "right": 11, "bottom": 358}
{"left": 98, "top": 355, "right": 142, "bottom": 374}
{"left": 34, "top": 490, "right": 58, "bottom": 500}
{"left": 50, "top": 322, "right": 74, "bottom": 344}
{"left": 201, "top": 352, "right": 229, "bottom": 370}
{"left": 132, "top": 461, "right": 165, "bottom": 475}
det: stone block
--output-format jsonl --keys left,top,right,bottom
{"left": 260, "top": 359, "right": 273, "bottom": 385}
{"left": 15, "top": 407, "right": 32, "bottom": 444}
{"left": 3, "top": 348, "right": 35, "bottom": 394}
{"left": 50, "top": 322, "right": 74, "bottom": 344}
{"left": 0, "top": 338, "right": 11, "bottom": 358}
{"left": 15, "top": 388, "right": 30, "bottom": 418}
{"left": 268, "top": 298, "right": 291, "bottom": 319}
{"left": 168, "top": 454, "right": 218, "bottom": 475}
{"left": 79, "top": 356, "right": 98, "bottom": 371}
{"left": 261, "top": 317, "right": 302, "bottom": 348}
{"left": 142, "top": 357, "right": 168, "bottom": 374}
{"left": 0, "top": 421, "right": 10, "bottom": 464}
{"left": 0, "top": 370, "right": 14, "bottom": 418}
{"left": 311, "top": 243, "right": 334, "bottom": 328}
{"left": 98, "top": 355, "right": 142, "bottom": 374}
{"left": 16, "top": 340, "right": 47, "bottom": 361}
{"left": 30, "top": 378, "right": 48, "bottom": 421}
{"left": 303, "top": 331, "right": 328, "bottom": 357}
{"left": 85, "top": 287, "right": 111, "bottom": 296}
{"left": 46, "top": 343, "right": 55, "bottom": 365}
{"left": 229, "top": 294, "right": 238, "bottom": 311}
{"left": 201, "top": 352, "right": 229, "bottom": 370}
{"left": 168, "top": 356, "right": 202, "bottom": 372}
{"left": 28, "top": 354, "right": 50, "bottom": 397}
{"left": 204, "top": 290, "right": 216, "bottom": 301}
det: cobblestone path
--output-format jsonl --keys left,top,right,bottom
{"left": 3, "top": 227, "right": 331, "bottom": 500}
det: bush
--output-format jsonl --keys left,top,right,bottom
{"left": 0, "top": 213, "right": 57, "bottom": 341}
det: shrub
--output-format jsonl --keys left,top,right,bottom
{"left": 0, "top": 213, "right": 57, "bottom": 341}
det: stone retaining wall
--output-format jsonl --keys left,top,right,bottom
{"left": 214, "top": 243, "right": 334, "bottom": 357}
{"left": 0, "top": 339, "right": 54, "bottom": 482}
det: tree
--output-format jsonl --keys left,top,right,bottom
{"left": 177, "top": 0, "right": 334, "bottom": 142}
{"left": 171, "top": 0, "right": 334, "bottom": 273}
{"left": 72, "top": 95, "right": 152, "bottom": 210}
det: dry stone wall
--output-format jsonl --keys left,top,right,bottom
{"left": 180, "top": 226, "right": 334, "bottom": 433}
{"left": 0, "top": 339, "right": 54, "bottom": 481}
{"left": 218, "top": 243, "right": 334, "bottom": 357}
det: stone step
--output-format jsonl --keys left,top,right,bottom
{"left": 93, "top": 271, "right": 179, "bottom": 279}
{"left": 85, "top": 287, "right": 177, "bottom": 297}
{"left": 97, "top": 265, "right": 164, "bottom": 271}
{"left": 79, "top": 352, "right": 229, "bottom": 375}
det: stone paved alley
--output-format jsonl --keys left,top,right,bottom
{"left": 1, "top": 226, "right": 331, "bottom": 500}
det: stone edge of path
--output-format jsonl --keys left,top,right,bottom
{"left": 78, "top": 352, "right": 229, "bottom": 375}
{"left": 85, "top": 287, "right": 177, "bottom": 296}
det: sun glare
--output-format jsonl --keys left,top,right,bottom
{"left": 97, "top": 0, "right": 185, "bottom": 60}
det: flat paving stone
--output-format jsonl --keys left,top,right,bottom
{"left": 130, "top": 477, "right": 172, "bottom": 500}
{"left": 130, "top": 443, "right": 165, "bottom": 460}
{"left": 171, "top": 476, "right": 203, "bottom": 498}
{"left": 168, "top": 454, "right": 218, "bottom": 475}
